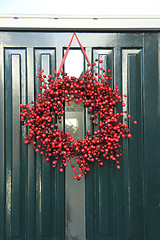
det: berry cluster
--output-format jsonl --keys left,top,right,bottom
{"left": 20, "top": 59, "right": 136, "bottom": 180}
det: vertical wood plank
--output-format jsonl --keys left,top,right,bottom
{"left": 11, "top": 54, "right": 21, "bottom": 237}
{"left": 114, "top": 47, "right": 124, "bottom": 240}
{"left": 4, "top": 48, "right": 26, "bottom": 240}
{"left": 93, "top": 48, "right": 115, "bottom": 240}
{"left": 26, "top": 47, "right": 36, "bottom": 240}
{"left": 34, "top": 48, "right": 59, "bottom": 240}
{"left": 122, "top": 49, "right": 144, "bottom": 240}
{"left": 41, "top": 54, "right": 51, "bottom": 237}
{"left": 85, "top": 47, "right": 95, "bottom": 240}
{"left": 5, "top": 48, "right": 12, "bottom": 239}
{"left": 55, "top": 46, "right": 65, "bottom": 240}
{"left": 0, "top": 34, "right": 5, "bottom": 240}
{"left": 144, "top": 33, "right": 160, "bottom": 240}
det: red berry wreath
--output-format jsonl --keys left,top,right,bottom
{"left": 20, "top": 33, "right": 137, "bottom": 180}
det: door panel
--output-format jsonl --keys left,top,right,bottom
{"left": 34, "top": 48, "right": 57, "bottom": 239}
{"left": 92, "top": 48, "right": 115, "bottom": 240}
{"left": 0, "top": 32, "right": 159, "bottom": 240}
{"left": 143, "top": 34, "right": 159, "bottom": 240}
{"left": 122, "top": 48, "right": 144, "bottom": 240}
{"left": 4, "top": 49, "right": 26, "bottom": 240}
{"left": 86, "top": 44, "right": 144, "bottom": 240}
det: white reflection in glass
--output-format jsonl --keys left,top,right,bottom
{"left": 66, "top": 118, "right": 78, "bottom": 135}
{"left": 65, "top": 49, "right": 83, "bottom": 77}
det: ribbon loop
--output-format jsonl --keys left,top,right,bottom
{"left": 55, "top": 32, "right": 92, "bottom": 82}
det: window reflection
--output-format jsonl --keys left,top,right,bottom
{"left": 65, "top": 101, "right": 84, "bottom": 140}
{"left": 66, "top": 118, "right": 78, "bottom": 135}
{"left": 65, "top": 49, "right": 83, "bottom": 78}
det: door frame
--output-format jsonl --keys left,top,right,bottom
{"left": 0, "top": 15, "right": 160, "bottom": 31}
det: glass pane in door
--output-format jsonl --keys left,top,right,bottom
{"left": 65, "top": 49, "right": 85, "bottom": 240}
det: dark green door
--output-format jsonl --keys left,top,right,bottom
{"left": 0, "top": 32, "right": 159, "bottom": 240}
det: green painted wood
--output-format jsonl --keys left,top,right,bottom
{"left": 143, "top": 33, "right": 160, "bottom": 240}
{"left": 4, "top": 49, "right": 27, "bottom": 240}
{"left": 34, "top": 48, "right": 65, "bottom": 240}
{"left": 0, "top": 31, "right": 159, "bottom": 240}
{"left": 0, "top": 33, "right": 5, "bottom": 240}
{"left": 86, "top": 33, "right": 146, "bottom": 240}
{"left": 122, "top": 48, "right": 144, "bottom": 240}
{"left": 93, "top": 48, "right": 115, "bottom": 240}
{"left": 26, "top": 47, "right": 36, "bottom": 240}
{"left": 114, "top": 46, "right": 124, "bottom": 240}
{"left": 85, "top": 46, "right": 95, "bottom": 240}
{"left": 1, "top": 43, "right": 65, "bottom": 240}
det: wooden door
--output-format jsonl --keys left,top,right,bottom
{"left": 0, "top": 32, "right": 159, "bottom": 240}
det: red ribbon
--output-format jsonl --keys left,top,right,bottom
{"left": 55, "top": 32, "right": 93, "bottom": 82}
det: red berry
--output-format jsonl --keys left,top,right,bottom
{"left": 127, "top": 134, "right": 132, "bottom": 138}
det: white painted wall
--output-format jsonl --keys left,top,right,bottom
{"left": 0, "top": 0, "right": 160, "bottom": 16}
